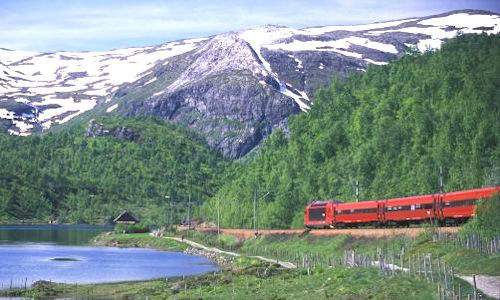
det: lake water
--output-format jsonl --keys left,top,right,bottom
{"left": 0, "top": 225, "right": 218, "bottom": 289}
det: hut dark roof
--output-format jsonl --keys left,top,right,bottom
{"left": 113, "top": 211, "right": 139, "bottom": 224}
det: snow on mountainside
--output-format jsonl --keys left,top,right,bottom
{"left": 0, "top": 10, "right": 499, "bottom": 150}
{"left": 0, "top": 39, "right": 207, "bottom": 134}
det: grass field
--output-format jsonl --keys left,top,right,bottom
{"left": 0, "top": 262, "right": 438, "bottom": 300}
{"left": 93, "top": 232, "right": 187, "bottom": 252}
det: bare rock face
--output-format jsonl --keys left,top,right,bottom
{"left": 86, "top": 119, "right": 140, "bottom": 142}
{"left": 115, "top": 34, "right": 301, "bottom": 158}
{"left": 1, "top": 10, "right": 499, "bottom": 157}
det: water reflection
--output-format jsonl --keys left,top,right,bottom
{"left": 0, "top": 224, "right": 113, "bottom": 245}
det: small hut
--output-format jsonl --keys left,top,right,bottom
{"left": 113, "top": 211, "right": 139, "bottom": 225}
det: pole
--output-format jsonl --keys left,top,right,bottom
{"left": 170, "top": 196, "right": 173, "bottom": 228}
{"left": 188, "top": 193, "right": 191, "bottom": 230}
{"left": 355, "top": 179, "right": 359, "bottom": 203}
{"left": 253, "top": 188, "right": 257, "bottom": 232}
{"left": 472, "top": 274, "right": 478, "bottom": 300}
{"left": 217, "top": 197, "right": 220, "bottom": 235}
{"left": 439, "top": 166, "right": 444, "bottom": 194}
{"left": 165, "top": 195, "right": 170, "bottom": 226}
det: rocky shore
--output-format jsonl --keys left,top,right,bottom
{"left": 183, "top": 247, "right": 234, "bottom": 267}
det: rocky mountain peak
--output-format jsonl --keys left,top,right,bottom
{"left": 167, "top": 33, "right": 265, "bottom": 92}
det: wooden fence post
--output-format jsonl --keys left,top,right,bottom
{"left": 472, "top": 274, "right": 478, "bottom": 300}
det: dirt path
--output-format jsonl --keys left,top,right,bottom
{"left": 195, "top": 227, "right": 459, "bottom": 239}
{"left": 458, "top": 275, "right": 500, "bottom": 299}
{"left": 165, "top": 236, "right": 297, "bottom": 269}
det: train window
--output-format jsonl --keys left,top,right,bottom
{"left": 309, "top": 208, "right": 326, "bottom": 221}
{"left": 386, "top": 204, "right": 424, "bottom": 211}
{"left": 444, "top": 199, "right": 476, "bottom": 207}
{"left": 337, "top": 208, "right": 377, "bottom": 214}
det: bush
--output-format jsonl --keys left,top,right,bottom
{"left": 114, "top": 223, "right": 150, "bottom": 234}
{"left": 127, "top": 223, "right": 150, "bottom": 233}
{"left": 460, "top": 195, "right": 500, "bottom": 239}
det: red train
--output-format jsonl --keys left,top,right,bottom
{"left": 304, "top": 186, "right": 499, "bottom": 228}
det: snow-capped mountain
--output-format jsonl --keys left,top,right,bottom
{"left": 1, "top": 10, "right": 499, "bottom": 157}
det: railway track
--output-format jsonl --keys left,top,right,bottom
{"left": 195, "top": 226, "right": 460, "bottom": 239}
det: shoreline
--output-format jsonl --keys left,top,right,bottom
{"left": 0, "top": 232, "right": 258, "bottom": 299}
{"left": 0, "top": 233, "right": 221, "bottom": 294}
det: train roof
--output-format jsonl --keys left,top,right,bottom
{"left": 308, "top": 200, "right": 343, "bottom": 207}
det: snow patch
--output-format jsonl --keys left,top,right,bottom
{"left": 0, "top": 48, "right": 38, "bottom": 64}
{"left": 417, "top": 39, "right": 443, "bottom": 52}
{"left": 144, "top": 77, "right": 157, "bottom": 86}
{"left": 152, "top": 90, "right": 165, "bottom": 97}
{"left": 0, "top": 108, "right": 13, "bottom": 119}
{"left": 239, "top": 26, "right": 298, "bottom": 76}
{"left": 364, "top": 58, "right": 388, "bottom": 65}
{"left": 294, "top": 57, "right": 303, "bottom": 69}
{"left": 106, "top": 103, "right": 118, "bottom": 113}
{"left": 267, "top": 37, "right": 397, "bottom": 56}
{"left": 301, "top": 18, "right": 419, "bottom": 35}
{"left": 12, "top": 120, "right": 33, "bottom": 133}
{"left": 419, "top": 13, "right": 500, "bottom": 29}
{"left": 281, "top": 88, "right": 310, "bottom": 111}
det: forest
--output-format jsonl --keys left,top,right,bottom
{"left": 0, "top": 34, "right": 498, "bottom": 228}
{"left": 0, "top": 117, "right": 228, "bottom": 224}
{"left": 198, "top": 33, "right": 500, "bottom": 229}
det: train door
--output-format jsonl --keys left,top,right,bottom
{"left": 331, "top": 204, "right": 336, "bottom": 228}
{"left": 377, "top": 201, "right": 385, "bottom": 226}
{"left": 433, "top": 193, "right": 443, "bottom": 224}
{"left": 432, "top": 195, "right": 437, "bottom": 224}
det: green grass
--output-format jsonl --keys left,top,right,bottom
{"left": 184, "top": 230, "right": 411, "bottom": 262}
{"left": 408, "top": 237, "right": 500, "bottom": 276}
{"left": 184, "top": 228, "right": 499, "bottom": 276}
{"left": 93, "top": 232, "right": 187, "bottom": 252}
{"left": 177, "top": 266, "right": 436, "bottom": 300}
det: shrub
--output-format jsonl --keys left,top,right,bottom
{"left": 460, "top": 195, "right": 500, "bottom": 239}
{"left": 114, "top": 223, "right": 150, "bottom": 234}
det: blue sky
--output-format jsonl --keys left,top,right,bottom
{"left": 1, "top": 0, "right": 498, "bottom": 52}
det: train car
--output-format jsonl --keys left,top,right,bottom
{"left": 334, "top": 200, "right": 379, "bottom": 227}
{"left": 382, "top": 194, "right": 435, "bottom": 226}
{"left": 440, "top": 186, "right": 499, "bottom": 224}
{"left": 303, "top": 186, "right": 499, "bottom": 229}
{"left": 304, "top": 201, "right": 338, "bottom": 228}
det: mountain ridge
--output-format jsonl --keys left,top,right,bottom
{"left": 1, "top": 9, "right": 499, "bottom": 157}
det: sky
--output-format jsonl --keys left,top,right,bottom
{"left": 0, "top": 0, "right": 499, "bottom": 52}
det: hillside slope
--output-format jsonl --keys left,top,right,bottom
{"left": 199, "top": 33, "right": 500, "bottom": 228}
{"left": 0, "top": 117, "right": 228, "bottom": 224}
